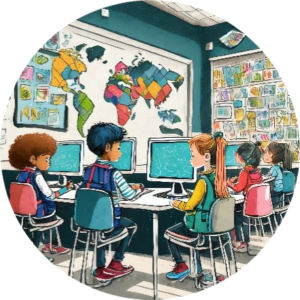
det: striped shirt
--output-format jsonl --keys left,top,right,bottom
{"left": 96, "top": 159, "right": 141, "bottom": 206}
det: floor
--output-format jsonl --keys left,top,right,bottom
{"left": 43, "top": 234, "right": 271, "bottom": 300}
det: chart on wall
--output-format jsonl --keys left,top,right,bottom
{"left": 211, "top": 51, "right": 299, "bottom": 161}
{"left": 14, "top": 49, "right": 68, "bottom": 131}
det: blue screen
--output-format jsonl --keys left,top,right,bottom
{"left": 225, "top": 144, "right": 242, "bottom": 167}
{"left": 48, "top": 143, "right": 82, "bottom": 173}
{"left": 150, "top": 141, "right": 194, "bottom": 179}
{"left": 111, "top": 140, "right": 134, "bottom": 171}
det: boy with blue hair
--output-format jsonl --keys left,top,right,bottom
{"left": 81, "top": 122, "right": 143, "bottom": 283}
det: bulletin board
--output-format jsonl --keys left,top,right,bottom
{"left": 211, "top": 51, "right": 299, "bottom": 161}
{"left": 13, "top": 49, "right": 68, "bottom": 131}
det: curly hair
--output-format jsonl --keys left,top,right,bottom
{"left": 9, "top": 133, "right": 57, "bottom": 170}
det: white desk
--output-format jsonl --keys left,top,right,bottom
{"left": 54, "top": 187, "right": 243, "bottom": 300}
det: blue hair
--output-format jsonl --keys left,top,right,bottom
{"left": 87, "top": 122, "right": 127, "bottom": 156}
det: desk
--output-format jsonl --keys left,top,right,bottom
{"left": 54, "top": 188, "right": 243, "bottom": 300}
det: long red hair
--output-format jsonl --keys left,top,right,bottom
{"left": 189, "top": 132, "right": 228, "bottom": 199}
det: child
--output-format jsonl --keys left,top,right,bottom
{"left": 262, "top": 142, "right": 293, "bottom": 209}
{"left": 165, "top": 132, "right": 228, "bottom": 287}
{"left": 227, "top": 142, "right": 262, "bottom": 253}
{"left": 82, "top": 122, "right": 143, "bottom": 283}
{"left": 8, "top": 133, "right": 72, "bottom": 254}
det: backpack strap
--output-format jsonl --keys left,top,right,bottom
{"left": 86, "top": 163, "right": 111, "bottom": 188}
{"left": 25, "top": 171, "right": 43, "bottom": 205}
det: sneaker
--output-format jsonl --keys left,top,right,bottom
{"left": 42, "top": 243, "right": 70, "bottom": 255}
{"left": 93, "top": 267, "right": 117, "bottom": 283}
{"left": 195, "top": 273, "right": 224, "bottom": 289}
{"left": 104, "top": 260, "right": 134, "bottom": 279}
{"left": 166, "top": 262, "right": 189, "bottom": 281}
{"left": 45, "top": 256, "right": 54, "bottom": 262}
{"left": 236, "top": 242, "right": 247, "bottom": 253}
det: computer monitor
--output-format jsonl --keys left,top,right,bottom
{"left": 110, "top": 138, "right": 136, "bottom": 174}
{"left": 225, "top": 144, "right": 243, "bottom": 168}
{"left": 48, "top": 140, "right": 84, "bottom": 185}
{"left": 147, "top": 137, "right": 197, "bottom": 197}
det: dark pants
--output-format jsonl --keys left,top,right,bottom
{"left": 97, "top": 217, "right": 137, "bottom": 267}
{"left": 235, "top": 204, "right": 250, "bottom": 243}
{"left": 166, "top": 222, "right": 202, "bottom": 275}
{"left": 272, "top": 192, "right": 284, "bottom": 226}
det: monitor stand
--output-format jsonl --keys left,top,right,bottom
{"left": 167, "top": 182, "right": 189, "bottom": 199}
{"left": 50, "top": 175, "right": 67, "bottom": 188}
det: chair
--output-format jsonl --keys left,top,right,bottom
{"left": 273, "top": 171, "right": 295, "bottom": 223}
{"left": 164, "top": 197, "right": 236, "bottom": 288}
{"left": 9, "top": 182, "right": 64, "bottom": 253}
{"left": 243, "top": 183, "right": 275, "bottom": 237}
{"left": 68, "top": 188, "right": 129, "bottom": 287}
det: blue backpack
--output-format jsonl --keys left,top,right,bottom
{"left": 282, "top": 170, "right": 295, "bottom": 193}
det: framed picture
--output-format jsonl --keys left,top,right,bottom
{"left": 215, "top": 105, "right": 233, "bottom": 119}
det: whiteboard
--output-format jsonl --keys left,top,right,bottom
{"left": 1, "top": 21, "right": 193, "bottom": 171}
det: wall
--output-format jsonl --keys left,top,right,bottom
{"left": 200, "top": 22, "right": 259, "bottom": 133}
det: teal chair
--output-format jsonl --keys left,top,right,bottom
{"left": 69, "top": 188, "right": 128, "bottom": 287}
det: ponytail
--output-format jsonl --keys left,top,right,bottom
{"left": 189, "top": 132, "right": 228, "bottom": 199}
{"left": 214, "top": 132, "right": 228, "bottom": 199}
{"left": 280, "top": 143, "right": 293, "bottom": 170}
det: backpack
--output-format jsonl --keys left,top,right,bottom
{"left": 184, "top": 175, "right": 217, "bottom": 233}
{"left": 82, "top": 163, "right": 120, "bottom": 227}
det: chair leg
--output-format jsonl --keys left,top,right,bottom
{"left": 189, "top": 248, "right": 196, "bottom": 278}
{"left": 55, "top": 227, "right": 62, "bottom": 247}
{"left": 259, "top": 218, "right": 265, "bottom": 237}
{"left": 227, "top": 232, "right": 237, "bottom": 274}
{"left": 267, "top": 216, "right": 275, "bottom": 235}
{"left": 254, "top": 219, "right": 258, "bottom": 236}
{"left": 208, "top": 236, "right": 217, "bottom": 285}
{"left": 218, "top": 235, "right": 230, "bottom": 278}
{"left": 49, "top": 229, "right": 55, "bottom": 254}
{"left": 274, "top": 213, "right": 279, "bottom": 230}
{"left": 69, "top": 227, "right": 80, "bottom": 278}
{"left": 80, "top": 230, "right": 91, "bottom": 284}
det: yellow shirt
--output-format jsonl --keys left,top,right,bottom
{"left": 173, "top": 169, "right": 215, "bottom": 212}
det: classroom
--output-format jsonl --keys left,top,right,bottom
{"left": 1, "top": 1, "right": 299, "bottom": 300}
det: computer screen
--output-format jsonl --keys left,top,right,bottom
{"left": 147, "top": 138, "right": 197, "bottom": 182}
{"left": 225, "top": 144, "right": 242, "bottom": 167}
{"left": 110, "top": 138, "right": 136, "bottom": 174}
{"left": 48, "top": 140, "right": 84, "bottom": 176}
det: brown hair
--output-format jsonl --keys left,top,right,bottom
{"left": 189, "top": 132, "right": 228, "bottom": 199}
{"left": 267, "top": 142, "right": 293, "bottom": 169}
{"left": 9, "top": 133, "right": 57, "bottom": 170}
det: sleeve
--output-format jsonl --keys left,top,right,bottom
{"left": 113, "top": 170, "right": 139, "bottom": 200}
{"left": 174, "top": 179, "right": 206, "bottom": 212}
{"left": 227, "top": 170, "right": 248, "bottom": 193}
{"left": 35, "top": 173, "right": 55, "bottom": 200}
{"left": 269, "top": 166, "right": 278, "bottom": 178}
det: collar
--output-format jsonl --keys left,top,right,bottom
{"left": 96, "top": 158, "right": 112, "bottom": 167}
{"left": 23, "top": 167, "right": 36, "bottom": 172}
{"left": 203, "top": 168, "right": 215, "bottom": 175}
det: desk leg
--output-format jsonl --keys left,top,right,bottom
{"left": 153, "top": 212, "right": 158, "bottom": 300}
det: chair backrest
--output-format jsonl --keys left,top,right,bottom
{"left": 282, "top": 171, "right": 295, "bottom": 193}
{"left": 208, "top": 197, "right": 235, "bottom": 233}
{"left": 9, "top": 182, "right": 37, "bottom": 215}
{"left": 74, "top": 188, "right": 114, "bottom": 231}
{"left": 244, "top": 183, "right": 272, "bottom": 217}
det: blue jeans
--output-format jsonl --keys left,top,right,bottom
{"left": 97, "top": 217, "right": 137, "bottom": 267}
{"left": 166, "top": 222, "right": 202, "bottom": 275}
{"left": 235, "top": 204, "right": 250, "bottom": 243}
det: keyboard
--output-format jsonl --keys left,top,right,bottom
{"left": 153, "top": 190, "right": 193, "bottom": 199}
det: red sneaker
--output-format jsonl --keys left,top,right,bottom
{"left": 236, "top": 242, "right": 248, "bottom": 253}
{"left": 42, "top": 243, "right": 70, "bottom": 255}
{"left": 104, "top": 260, "right": 134, "bottom": 278}
{"left": 93, "top": 267, "right": 116, "bottom": 283}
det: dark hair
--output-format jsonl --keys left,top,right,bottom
{"left": 9, "top": 133, "right": 57, "bottom": 170}
{"left": 236, "top": 142, "right": 261, "bottom": 168}
{"left": 267, "top": 142, "right": 293, "bottom": 170}
{"left": 87, "top": 122, "right": 127, "bottom": 156}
